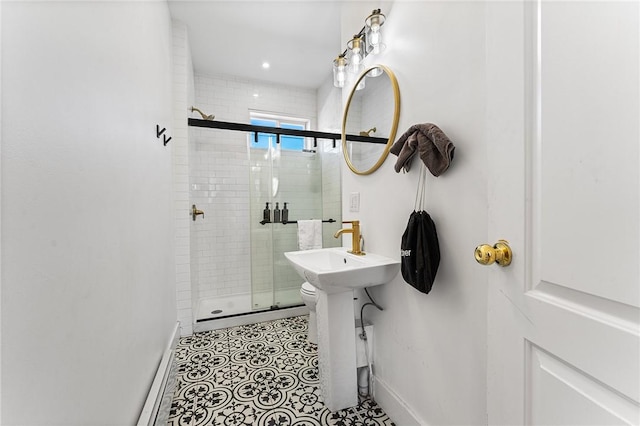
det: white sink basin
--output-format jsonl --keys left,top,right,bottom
{"left": 284, "top": 247, "right": 400, "bottom": 293}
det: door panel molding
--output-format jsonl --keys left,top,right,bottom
{"left": 524, "top": 289, "right": 640, "bottom": 401}
{"left": 529, "top": 0, "right": 640, "bottom": 305}
{"left": 529, "top": 344, "right": 639, "bottom": 425}
{"left": 529, "top": 281, "right": 639, "bottom": 335}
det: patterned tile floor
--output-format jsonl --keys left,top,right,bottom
{"left": 168, "top": 315, "right": 395, "bottom": 426}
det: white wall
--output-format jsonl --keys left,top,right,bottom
{"left": 172, "top": 21, "right": 196, "bottom": 336}
{"left": 1, "top": 2, "right": 177, "bottom": 424}
{"left": 317, "top": 74, "right": 342, "bottom": 135}
{"left": 342, "top": 2, "right": 488, "bottom": 425}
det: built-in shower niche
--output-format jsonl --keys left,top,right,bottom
{"left": 249, "top": 140, "right": 342, "bottom": 311}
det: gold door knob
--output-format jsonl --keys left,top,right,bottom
{"left": 474, "top": 240, "right": 512, "bottom": 267}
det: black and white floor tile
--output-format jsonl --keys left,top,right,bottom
{"left": 168, "top": 315, "right": 395, "bottom": 426}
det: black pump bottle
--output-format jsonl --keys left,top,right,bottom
{"left": 263, "top": 202, "right": 270, "bottom": 222}
{"left": 282, "top": 202, "right": 289, "bottom": 223}
{"left": 273, "top": 202, "right": 281, "bottom": 223}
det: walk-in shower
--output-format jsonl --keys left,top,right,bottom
{"left": 188, "top": 121, "right": 341, "bottom": 326}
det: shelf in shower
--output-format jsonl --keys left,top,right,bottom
{"left": 259, "top": 219, "right": 336, "bottom": 226}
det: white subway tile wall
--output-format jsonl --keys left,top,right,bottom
{"left": 190, "top": 128, "right": 250, "bottom": 301}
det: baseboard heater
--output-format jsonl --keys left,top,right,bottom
{"left": 137, "top": 323, "right": 180, "bottom": 426}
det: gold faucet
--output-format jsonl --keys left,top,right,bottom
{"left": 334, "top": 220, "right": 365, "bottom": 255}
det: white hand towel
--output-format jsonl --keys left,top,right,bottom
{"left": 297, "top": 220, "right": 323, "bottom": 250}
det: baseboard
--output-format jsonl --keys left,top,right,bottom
{"left": 137, "top": 322, "right": 180, "bottom": 426}
{"left": 167, "top": 322, "right": 180, "bottom": 352}
{"left": 373, "top": 375, "right": 427, "bottom": 426}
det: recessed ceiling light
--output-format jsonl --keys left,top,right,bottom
{"left": 253, "top": 93, "right": 259, "bottom": 98}
{"left": 262, "top": 62, "right": 270, "bottom": 69}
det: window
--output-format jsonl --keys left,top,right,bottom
{"left": 249, "top": 113, "right": 310, "bottom": 151}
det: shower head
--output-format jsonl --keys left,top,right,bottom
{"left": 191, "top": 106, "right": 215, "bottom": 121}
{"left": 359, "top": 127, "right": 377, "bottom": 137}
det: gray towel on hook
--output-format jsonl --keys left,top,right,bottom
{"left": 390, "top": 123, "right": 455, "bottom": 176}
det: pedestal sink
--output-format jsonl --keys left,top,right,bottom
{"left": 284, "top": 247, "right": 401, "bottom": 293}
{"left": 284, "top": 247, "right": 400, "bottom": 412}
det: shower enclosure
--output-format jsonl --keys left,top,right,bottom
{"left": 189, "top": 125, "right": 341, "bottom": 323}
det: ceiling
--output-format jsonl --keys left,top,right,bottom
{"left": 167, "top": 1, "right": 344, "bottom": 89}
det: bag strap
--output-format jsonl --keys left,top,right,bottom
{"left": 414, "top": 163, "right": 428, "bottom": 211}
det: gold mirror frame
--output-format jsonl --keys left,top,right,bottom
{"left": 341, "top": 65, "right": 401, "bottom": 175}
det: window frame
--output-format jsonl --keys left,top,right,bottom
{"left": 248, "top": 112, "right": 312, "bottom": 152}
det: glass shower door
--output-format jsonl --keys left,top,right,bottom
{"left": 248, "top": 133, "right": 342, "bottom": 311}
{"left": 249, "top": 134, "right": 276, "bottom": 310}
{"left": 271, "top": 148, "right": 322, "bottom": 307}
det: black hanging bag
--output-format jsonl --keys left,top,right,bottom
{"left": 401, "top": 165, "right": 440, "bottom": 294}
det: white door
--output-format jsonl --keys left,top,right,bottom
{"left": 485, "top": 1, "right": 639, "bottom": 425}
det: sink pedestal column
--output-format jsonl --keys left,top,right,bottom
{"left": 315, "top": 289, "right": 358, "bottom": 412}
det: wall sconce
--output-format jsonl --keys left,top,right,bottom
{"left": 347, "top": 35, "right": 366, "bottom": 90}
{"left": 347, "top": 35, "right": 364, "bottom": 75}
{"left": 333, "top": 54, "right": 348, "bottom": 88}
{"left": 332, "top": 9, "right": 386, "bottom": 89}
{"left": 365, "top": 9, "right": 386, "bottom": 55}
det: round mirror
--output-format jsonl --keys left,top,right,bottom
{"left": 341, "top": 65, "right": 400, "bottom": 175}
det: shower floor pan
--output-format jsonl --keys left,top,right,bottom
{"left": 194, "top": 289, "right": 306, "bottom": 332}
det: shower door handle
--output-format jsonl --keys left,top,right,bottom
{"left": 192, "top": 204, "right": 205, "bottom": 221}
